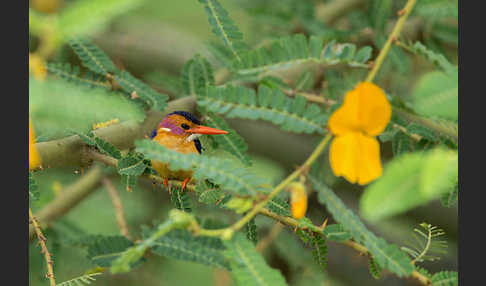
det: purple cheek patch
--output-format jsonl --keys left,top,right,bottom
{"left": 159, "top": 120, "right": 185, "bottom": 135}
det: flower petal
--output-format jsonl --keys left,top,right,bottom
{"left": 329, "top": 82, "right": 392, "bottom": 136}
{"left": 29, "top": 119, "right": 41, "bottom": 170}
{"left": 329, "top": 132, "right": 382, "bottom": 185}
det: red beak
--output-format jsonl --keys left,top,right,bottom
{"left": 187, "top": 125, "right": 228, "bottom": 135}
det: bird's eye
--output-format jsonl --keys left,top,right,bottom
{"left": 181, "top": 123, "right": 190, "bottom": 130}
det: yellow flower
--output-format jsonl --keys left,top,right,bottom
{"left": 29, "top": 119, "right": 42, "bottom": 170}
{"left": 29, "top": 53, "right": 47, "bottom": 81}
{"left": 328, "top": 82, "right": 391, "bottom": 185}
{"left": 289, "top": 182, "right": 307, "bottom": 219}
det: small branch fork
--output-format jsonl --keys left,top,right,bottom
{"left": 29, "top": 208, "right": 56, "bottom": 286}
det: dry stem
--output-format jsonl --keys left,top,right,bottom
{"left": 29, "top": 208, "right": 56, "bottom": 286}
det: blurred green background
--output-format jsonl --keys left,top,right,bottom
{"left": 29, "top": 0, "right": 458, "bottom": 285}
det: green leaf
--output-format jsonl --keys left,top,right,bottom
{"left": 204, "top": 114, "right": 252, "bottom": 165}
{"left": 294, "top": 71, "right": 314, "bottom": 92}
{"left": 86, "top": 235, "right": 137, "bottom": 267}
{"left": 430, "top": 270, "right": 458, "bottom": 286}
{"left": 170, "top": 187, "right": 192, "bottom": 213}
{"left": 68, "top": 38, "right": 117, "bottom": 75}
{"left": 401, "top": 223, "right": 447, "bottom": 263}
{"left": 311, "top": 175, "right": 414, "bottom": 277}
{"left": 56, "top": 273, "right": 103, "bottom": 286}
{"left": 322, "top": 224, "right": 352, "bottom": 242}
{"left": 415, "top": 0, "right": 458, "bottom": 20}
{"left": 195, "top": 180, "right": 226, "bottom": 205}
{"left": 403, "top": 41, "right": 457, "bottom": 73}
{"left": 181, "top": 54, "right": 215, "bottom": 98}
{"left": 392, "top": 131, "right": 413, "bottom": 156}
{"left": 136, "top": 140, "right": 269, "bottom": 196}
{"left": 368, "top": 0, "right": 392, "bottom": 34}
{"left": 354, "top": 46, "right": 373, "bottom": 64}
{"left": 224, "top": 233, "right": 288, "bottom": 286}
{"left": 198, "top": 0, "right": 248, "bottom": 61}
{"left": 198, "top": 85, "right": 328, "bottom": 134}
{"left": 111, "top": 211, "right": 195, "bottom": 273}
{"left": 233, "top": 35, "right": 370, "bottom": 76}
{"left": 114, "top": 70, "right": 169, "bottom": 111}
{"left": 266, "top": 197, "right": 291, "bottom": 217}
{"left": 310, "top": 234, "right": 327, "bottom": 271}
{"left": 47, "top": 62, "right": 111, "bottom": 89}
{"left": 94, "top": 137, "right": 122, "bottom": 159}
{"left": 369, "top": 257, "right": 382, "bottom": 279}
{"left": 117, "top": 155, "right": 147, "bottom": 176}
{"left": 406, "top": 123, "right": 437, "bottom": 141}
{"left": 412, "top": 71, "right": 458, "bottom": 121}
{"left": 29, "top": 172, "right": 40, "bottom": 201}
{"left": 360, "top": 148, "right": 458, "bottom": 222}
{"left": 245, "top": 218, "right": 258, "bottom": 245}
{"left": 440, "top": 183, "right": 458, "bottom": 208}
{"left": 144, "top": 223, "right": 229, "bottom": 269}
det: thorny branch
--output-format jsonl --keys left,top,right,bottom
{"left": 30, "top": 207, "right": 56, "bottom": 286}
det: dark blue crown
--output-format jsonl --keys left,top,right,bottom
{"left": 167, "top": 111, "right": 201, "bottom": 125}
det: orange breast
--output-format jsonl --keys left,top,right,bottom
{"left": 151, "top": 132, "right": 198, "bottom": 180}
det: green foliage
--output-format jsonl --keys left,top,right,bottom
{"left": 441, "top": 183, "right": 458, "bottom": 208}
{"left": 309, "top": 234, "right": 328, "bottom": 271}
{"left": 245, "top": 218, "right": 258, "bottom": 245}
{"left": 56, "top": 273, "right": 103, "bottom": 286}
{"left": 368, "top": 257, "right": 382, "bottom": 279}
{"left": 360, "top": 148, "right": 458, "bottom": 221}
{"left": 94, "top": 137, "right": 122, "bottom": 159}
{"left": 368, "top": 0, "right": 392, "bottom": 36}
{"left": 198, "top": 0, "right": 248, "bottom": 61}
{"left": 311, "top": 175, "right": 414, "bottom": 277}
{"left": 392, "top": 130, "right": 413, "bottom": 156}
{"left": 412, "top": 70, "right": 458, "bottom": 121}
{"left": 430, "top": 270, "right": 458, "bottom": 286}
{"left": 114, "top": 70, "right": 169, "bottom": 111}
{"left": 181, "top": 54, "right": 215, "bottom": 97}
{"left": 29, "top": 78, "right": 145, "bottom": 140}
{"left": 266, "top": 197, "right": 291, "bottom": 217}
{"left": 46, "top": 63, "right": 111, "bottom": 89}
{"left": 198, "top": 85, "right": 328, "bottom": 134}
{"left": 224, "top": 233, "right": 288, "bottom": 286}
{"left": 401, "top": 223, "right": 447, "bottom": 263}
{"left": 142, "top": 222, "right": 230, "bottom": 269}
{"left": 204, "top": 114, "right": 252, "bottom": 165}
{"left": 86, "top": 235, "right": 138, "bottom": 267}
{"left": 68, "top": 38, "right": 117, "bottom": 75}
{"left": 414, "top": 0, "right": 458, "bottom": 20}
{"left": 195, "top": 180, "right": 226, "bottom": 205}
{"left": 233, "top": 35, "right": 371, "bottom": 76}
{"left": 136, "top": 140, "right": 269, "bottom": 196}
{"left": 120, "top": 174, "right": 137, "bottom": 192}
{"left": 170, "top": 187, "right": 192, "bottom": 213}
{"left": 111, "top": 211, "right": 195, "bottom": 273}
{"left": 322, "top": 224, "right": 352, "bottom": 242}
{"left": 29, "top": 172, "right": 40, "bottom": 201}
{"left": 400, "top": 41, "right": 457, "bottom": 73}
{"left": 116, "top": 154, "right": 147, "bottom": 176}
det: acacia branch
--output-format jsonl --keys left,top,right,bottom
{"left": 33, "top": 96, "right": 197, "bottom": 169}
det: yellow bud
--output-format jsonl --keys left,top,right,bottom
{"left": 29, "top": 118, "right": 41, "bottom": 170}
{"left": 225, "top": 197, "right": 253, "bottom": 214}
{"left": 220, "top": 229, "right": 234, "bottom": 241}
{"left": 289, "top": 182, "right": 307, "bottom": 219}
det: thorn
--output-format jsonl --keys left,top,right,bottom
{"left": 397, "top": 8, "right": 406, "bottom": 16}
{"left": 320, "top": 218, "right": 328, "bottom": 231}
{"left": 163, "top": 178, "right": 168, "bottom": 188}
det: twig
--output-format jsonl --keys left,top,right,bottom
{"left": 29, "top": 207, "right": 56, "bottom": 286}
{"left": 102, "top": 177, "right": 132, "bottom": 240}
{"left": 256, "top": 222, "right": 284, "bottom": 252}
{"left": 365, "top": 0, "right": 417, "bottom": 83}
{"left": 29, "top": 165, "right": 105, "bottom": 241}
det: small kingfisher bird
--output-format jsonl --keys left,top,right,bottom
{"left": 149, "top": 111, "right": 228, "bottom": 191}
